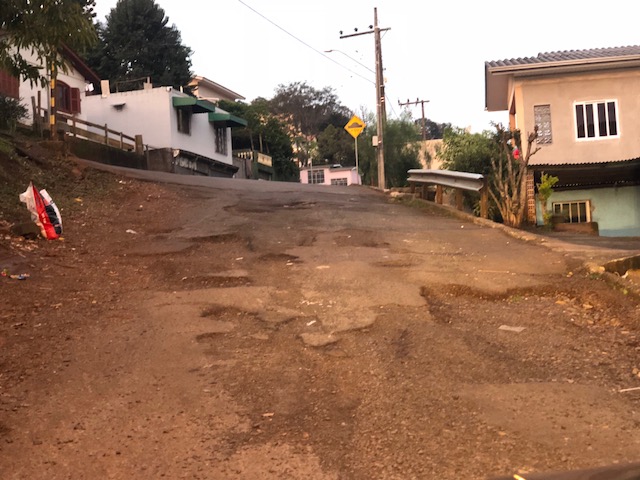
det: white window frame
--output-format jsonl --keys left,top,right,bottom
{"left": 574, "top": 100, "right": 619, "bottom": 141}
{"left": 552, "top": 200, "right": 591, "bottom": 223}
{"left": 307, "top": 169, "right": 325, "bottom": 184}
{"left": 330, "top": 178, "right": 348, "bottom": 186}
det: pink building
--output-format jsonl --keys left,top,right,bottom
{"left": 300, "top": 164, "right": 361, "bottom": 186}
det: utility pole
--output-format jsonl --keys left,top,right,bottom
{"left": 399, "top": 98, "right": 430, "bottom": 141}
{"left": 340, "top": 8, "right": 390, "bottom": 190}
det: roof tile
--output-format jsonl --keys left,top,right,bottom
{"left": 486, "top": 45, "right": 640, "bottom": 68}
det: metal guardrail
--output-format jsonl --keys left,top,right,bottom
{"left": 406, "top": 169, "right": 489, "bottom": 219}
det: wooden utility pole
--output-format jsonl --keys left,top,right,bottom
{"left": 399, "top": 98, "right": 430, "bottom": 141}
{"left": 340, "top": 8, "right": 390, "bottom": 190}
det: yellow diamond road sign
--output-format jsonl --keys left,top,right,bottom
{"left": 344, "top": 115, "right": 365, "bottom": 139}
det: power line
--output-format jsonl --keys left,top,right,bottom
{"left": 236, "top": 0, "right": 374, "bottom": 85}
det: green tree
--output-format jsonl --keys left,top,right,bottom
{"left": 218, "top": 99, "right": 299, "bottom": 182}
{"left": 536, "top": 172, "right": 559, "bottom": 226}
{"left": 315, "top": 124, "right": 355, "bottom": 166}
{"left": 268, "top": 82, "right": 352, "bottom": 167}
{"left": 411, "top": 118, "right": 452, "bottom": 140}
{"left": 358, "top": 111, "right": 421, "bottom": 188}
{"left": 86, "top": 0, "right": 192, "bottom": 91}
{"left": 438, "top": 127, "right": 501, "bottom": 218}
{"left": 383, "top": 117, "right": 422, "bottom": 187}
{"left": 0, "top": 94, "right": 28, "bottom": 132}
{"left": 0, "top": 0, "right": 97, "bottom": 85}
{"left": 439, "top": 127, "right": 498, "bottom": 175}
{"left": 268, "top": 82, "right": 351, "bottom": 137}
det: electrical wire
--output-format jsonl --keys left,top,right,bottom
{"left": 236, "top": 0, "right": 375, "bottom": 86}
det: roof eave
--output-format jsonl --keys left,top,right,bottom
{"left": 485, "top": 56, "right": 640, "bottom": 112}
{"left": 189, "top": 75, "right": 246, "bottom": 101}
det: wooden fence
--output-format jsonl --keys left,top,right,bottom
{"left": 31, "top": 97, "right": 144, "bottom": 154}
{"left": 57, "top": 111, "right": 144, "bottom": 154}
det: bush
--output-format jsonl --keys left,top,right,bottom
{"left": 0, "top": 96, "right": 28, "bottom": 133}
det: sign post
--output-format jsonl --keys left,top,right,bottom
{"left": 344, "top": 115, "right": 365, "bottom": 185}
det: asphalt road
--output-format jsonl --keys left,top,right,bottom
{"left": 2, "top": 165, "right": 639, "bottom": 479}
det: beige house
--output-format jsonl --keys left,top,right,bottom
{"left": 188, "top": 75, "right": 245, "bottom": 103}
{"left": 486, "top": 46, "right": 640, "bottom": 237}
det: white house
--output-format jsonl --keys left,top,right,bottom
{"left": 0, "top": 44, "right": 101, "bottom": 125}
{"left": 300, "top": 164, "right": 362, "bottom": 186}
{"left": 82, "top": 83, "right": 247, "bottom": 177}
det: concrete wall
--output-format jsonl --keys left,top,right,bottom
{"left": 515, "top": 70, "right": 640, "bottom": 163}
{"left": 416, "top": 139, "right": 444, "bottom": 170}
{"left": 67, "top": 136, "right": 147, "bottom": 170}
{"left": 83, "top": 87, "right": 171, "bottom": 148}
{"left": 538, "top": 185, "right": 640, "bottom": 237}
{"left": 146, "top": 148, "right": 174, "bottom": 173}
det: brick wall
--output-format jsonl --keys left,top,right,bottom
{"left": 526, "top": 170, "right": 536, "bottom": 224}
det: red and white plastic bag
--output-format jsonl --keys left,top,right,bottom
{"left": 19, "top": 182, "right": 63, "bottom": 240}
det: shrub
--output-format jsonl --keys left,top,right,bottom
{"left": 0, "top": 96, "right": 28, "bottom": 133}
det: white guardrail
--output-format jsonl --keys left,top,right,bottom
{"left": 406, "top": 169, "right": 489, "bottom": 219}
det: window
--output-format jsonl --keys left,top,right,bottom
{"left": 552, "top": 200, "right": 591, "bottom": 223}
{"left": 534, "top": 104, "right": 552, "bottom": 144}
{"left": 215, "top": 127, "right": 227, "bottom": 155}
{"left": 575, "top": 100, "right": 618, "bottom": 140}
{"left": 307, "top": 169, "right": 325, "bottom": 184}
{"left": 56, "top": 81, "right": 81, "bottom": 114}
{"left": 331, "top": 178, "right": 348, "bottom": 186}
{"left": 177, "top": 109, "right": 191, "bottom": 135}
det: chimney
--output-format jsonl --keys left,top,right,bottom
{"left": 101, "top": 80, "right": 110, "bottom": 98}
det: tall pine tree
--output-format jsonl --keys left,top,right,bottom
{"left": 87, "top": 0, "right": 192, "bottom": 91}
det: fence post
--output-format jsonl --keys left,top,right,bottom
{"left": 31, "top": 96, "right": 37, "bottom": 133}
{"left": 455, "top": 189, "right": 464, "bottom": 211}
{"left": 480, "top": 179, "right": 489, "bottom": 219}
{"left": 72, "top": 117, "right": 77, "bottom": 137}
{"left": 436, "top": 185, "right": 443, "bottom": 205}
{"left": 135, "top": 135, "right": 144, "bottom": 155}
{"left": 104, "top": 124, "right": 108, "bottom": 145}
{"left": 120, "top": 132, "right": 124, "bottom": 149}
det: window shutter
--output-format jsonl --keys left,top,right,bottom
{"left": 70, "top": 88, "right": 81, "bottom": 114}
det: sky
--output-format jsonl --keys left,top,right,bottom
{"left": 93, "top": 0, "right": 640, "bottom": 133}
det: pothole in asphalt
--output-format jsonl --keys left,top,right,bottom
{"left": 189, "top": 233, "right": 245, "bottom": 244}
{"left": 375, "top": 260, "right": 416, "bottom": 268}
{"left": 180, "top": 275, "right": 252, "bottom": 289}
{"left": 281, "top": 201, "right": 316, "bottom": 209}
{"left": 258, "top": 253, "right": 301, "bottom": 263}
{"left": 334, "top": 229, "right": 390, "bottom": 248}
{"left": 201, "top": 305, "right": 257, "bottom": 319}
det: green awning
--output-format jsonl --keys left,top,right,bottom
{"left": 172, "top": 96, "right": 216, "bottom": 113}
{"left": 208, "top": 112, "right": 248, "bottom": 128}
